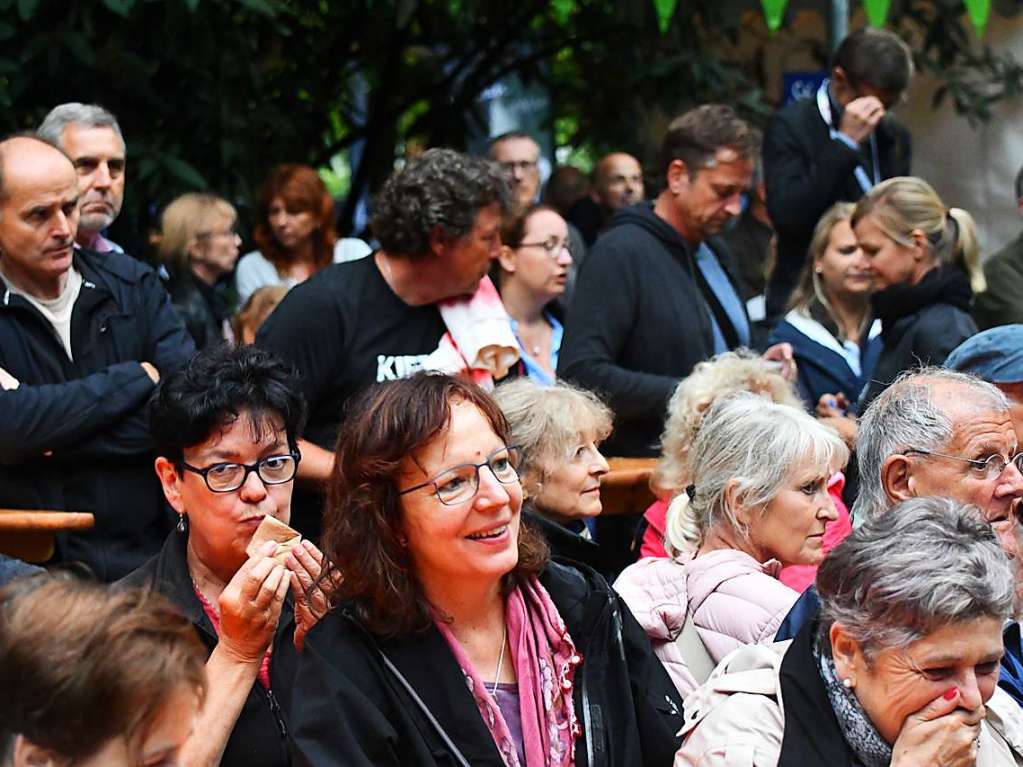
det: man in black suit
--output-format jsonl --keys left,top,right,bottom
{"left": 763, "top": 28, "right": 913, "bottom": 321}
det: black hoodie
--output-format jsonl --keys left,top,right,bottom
{"left": 557, "top": 202, "right": 747, "bottom": 457}
{"left": 859, "top": 264, "right": 977, "bottom": 409}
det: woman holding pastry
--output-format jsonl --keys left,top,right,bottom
{"left": 120, "top": 344, "right": 329, "bottom": 767}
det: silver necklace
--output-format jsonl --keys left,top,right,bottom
{"left": 489, "top": 623, "right": 508, "bottom": 697}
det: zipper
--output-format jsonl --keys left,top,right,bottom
{"left": 265, "top": 686, "right": 288, "bottom": 738}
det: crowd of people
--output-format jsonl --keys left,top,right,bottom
{"left": 5, "top": 23, "right": 1023, "bottom": 767}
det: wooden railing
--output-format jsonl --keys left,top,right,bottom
{"left": 599, "top": 458, "right": 659, "bottom": 516}
{"left": 0, "top": 510, "right": 94, "bottom": 562}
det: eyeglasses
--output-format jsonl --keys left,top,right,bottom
{"left": 519, "top": 236, "right": 569, "bottom": 257}
{"left": 499, "top": 160, "right": 538, "bottom": 174}
{"left": 180, "top": 452, "right": 301, "bottom": 493}
{"left": 399, "top": 446, "right": 523, "bottom": 506}
{"left": 902, "top": 448, "right": 1023, "bottom": 479}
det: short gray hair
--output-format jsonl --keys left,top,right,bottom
{"left": 37, "top": 103, "right": 124, "bottom": 150}
{"left": 854, "top": 368, "right": 1008, "bottom": 519}
{"left": 818, "top": 496, "right": 1013, "bottom": 657}
{"left": 665, "top": 393, "right": 848, "bottom": 556}
{"left": 495, "top": 378, "right": 611, "bottom": 494}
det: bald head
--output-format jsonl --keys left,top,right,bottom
{"left": 593, "top": 152, "right": 644, "bottom": 212}
{"left": 0, "top": 136, "right": 79, "bottom": 297}
{"left": 0, "top": 135, "right": 73, "bottom": 204}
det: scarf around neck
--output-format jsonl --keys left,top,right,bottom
{"left": 813, "top": 635, "right": 892, "bottom": 767}
{"left": 871, "top": 265, "right": 973, "bottom": 340}
{"left": 434, "top": 576, "right": 582, "bottom": 767}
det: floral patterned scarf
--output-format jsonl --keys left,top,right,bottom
{"left": 435, "top": 575, "right": 582, "bottom": 766}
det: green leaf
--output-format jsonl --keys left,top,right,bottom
{"left": 652, "top": 0, "right": 677, "bottom": 35}
{"left": 550, "top": 0, "right": 574, "bottom": 26}
{"left": 235, "top": 0, "right": 276, "bottom": 17}
{"left": 16, "top": 0, "right": 38, "bottom": 22}
{"left": 101, "top": 0, "right": 135, "bottom": 17}
{"left": 162, "top": 155, "right": 208, "bottom": 189}
{"left": 63, "top": 32, "right": 96, "bottom": 65}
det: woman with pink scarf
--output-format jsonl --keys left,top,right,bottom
{"left": 287, "top": 373, "right": 684, "bottom": 766}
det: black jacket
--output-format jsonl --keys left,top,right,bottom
{"left": 166, "top": 269, "right": 233, "bottom": 351}
{"left": 763, "top": 93, "right": 912, "bottom": 320}
{"left": 558, "top": 203, "right": 748, "bottom": 457}
{"left": 859, "top": 265, "right": 977, "bottom": 409}
{"left": 0, "top": 249, "right": 194, "bottom": 581}
{"left": 288, "top": 561, "right": 685, "bottom": 766}
{"left": 775, "top": 617, "right": 857, "bottom": 765}
{"left": 119, "top": 528, "right": 294, "bottom": 767}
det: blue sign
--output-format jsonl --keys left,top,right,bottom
{"left": 782, "top": 71, "right": 828, "bottom": 105}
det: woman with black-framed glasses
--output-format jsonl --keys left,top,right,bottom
{"left": 287, "top": 372, "right": 684, "bottom": 767}
{"left": 119, "top": 344, "right": 329, "bottom": 767}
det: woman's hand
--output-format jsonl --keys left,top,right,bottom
{"left": 891, "top": 688, "right": 984, "bottom": 767}
{"left": 285, "top": 540, "right": 341, "bottom": 652}
{"left": 816, "top": 392, "right": 849, "bottom": 418}
{"left": 217, "top": 541, "right": 290, "bottom": 665}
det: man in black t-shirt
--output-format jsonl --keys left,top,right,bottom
{"left": 257, "top": 149, "right": 511, "bottom": 539}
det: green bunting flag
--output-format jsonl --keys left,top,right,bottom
{"left": 863, "top": 0, "right": 892, "bottom": 27}
{"left": 963, "top": 0, "right": 991, "bottom": 37}
{"left": 761, "top": 0, "right": 788, "bottom": 32}
{"left": 653, "top": 0, "right": 678, "bottom": 35}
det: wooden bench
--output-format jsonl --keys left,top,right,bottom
{"left": 0, "top": 510, "right": 95, "bottom": 563}
{"left": 599, "top": 457, "right": 659, "bottom": 517}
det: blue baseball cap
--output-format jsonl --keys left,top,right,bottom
{"left": 944, "top": 325, "right": 1023, "bottom": 384}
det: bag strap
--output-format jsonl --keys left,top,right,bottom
{"left": 677, "top": 608, "right": 717, "bottom": 685}
{"left": 375, "top": 646, "right": 473, "bottom": 767}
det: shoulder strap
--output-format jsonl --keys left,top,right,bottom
{"left": 375, "top": 648, "right": 473, "bottom": 767}
{"left": 677, "top": 609, "right": 717, "bottom": 685}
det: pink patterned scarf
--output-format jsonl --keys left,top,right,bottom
{"left": 434, "top": 576, "right": 582, "bottom": 766}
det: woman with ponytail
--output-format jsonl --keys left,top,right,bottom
{"left": 614, "top": 393, "right": 847, "bottom": 697}
{"left": 852, "top": 177, "right": 980, "bottom": 408}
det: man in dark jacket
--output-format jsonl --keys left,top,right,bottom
{"left": 558, "top": 105, "right": 794, "bottom": 457}
{"left": 0, "top": 135, "right": 194, "bottom": 581}
{"left": 763, "top": 28, "right": 913, "bottom": 321}
{"left": 976, "top": 165, "right": 1023, "bottom": 330}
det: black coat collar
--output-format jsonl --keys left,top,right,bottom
{"left": 777, "top": 618, "right": 855, "bottom": 766}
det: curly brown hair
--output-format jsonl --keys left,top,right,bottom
{"left": 321, "top": 373, "right": 548, "bottom": 637}
{"left": 252, "top": 163, "right": 337, "bottom": 275}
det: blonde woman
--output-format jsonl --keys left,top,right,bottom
{"left": 852, "top": 176, "right": 981, "bottom": 408}
{"left": 496, "top": 378, "right": 614, "bottom": 575}
{"left": 159, "top": 192, "right": 241, "bottom": 349}
{"left": 640, "top": 351, "right": 852, "bottom": 593}
{"left": 615, "top": 393, "right": 848, "bottom": 697}
{"left": 770, "top": 202, "right": 882, "bottom": 412}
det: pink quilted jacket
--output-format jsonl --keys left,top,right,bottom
{"left": 613, "top": 551, "right": 799, "bottom": 697}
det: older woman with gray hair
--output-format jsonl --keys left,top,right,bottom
{"left": 675, "top": 497, "right": 1023, "bottom": 766}
{"left": 495, "top": 378, "right": 614, "bottom": 574}
{"left": 615, "top": 393, "right": 848, "bottom": 696}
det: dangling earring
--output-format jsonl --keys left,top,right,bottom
{"left": 176, "top": 514, "right": 188, "bottom": 533}
{"left": 842, "top": 677, "right": 854, "bottom": 690}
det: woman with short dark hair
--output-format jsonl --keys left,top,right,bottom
{"left": 0, "top": 576, "right": 206, "bottom": 767}
{"left": 120, "top": 344, "right": 326, "bottom": 767}
{"left": 288, "top": 372, "right": 685, "bottom": 766}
